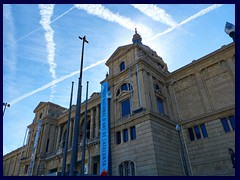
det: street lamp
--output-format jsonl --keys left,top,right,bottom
{"left": 107, "top": 91, "right": 112, "bottom": 176}
{"left": 224, "top": 22, "right": 235, "bottom": 42}
{"left": 176, "top": 124, "right": 189, "bottom": 176}
{"left": 3, "top": 102, "right": 10, "bottom": 116}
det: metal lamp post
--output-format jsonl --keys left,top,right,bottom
{"left": 176, "top": 124, "right": 189, "bottom": 176}
{"left": 70, "top": 36, "right": 88, "bottom": 176}
{"left": 3, "top": 102, "right": 10, "bottom": 116}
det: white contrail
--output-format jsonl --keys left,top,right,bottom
{"left": 11, "top": 6, "right": 76, "bottom": 45}
{"left": 146, "top": 4, "right": 224, "bottom": 42}
{"left": 74, "top": 4, "right": 153, "bottom": 37}
{"left": 8, "top": 4, "right": 224, "bottom": 106}
{"left": 8, "top": 58, "right": 108, "bottom": 106}
{"left": 131, "top": 4, "right": 177, "bottom": 27}
{"left": 39, "top": 4, "right": 57, "bottom": 101}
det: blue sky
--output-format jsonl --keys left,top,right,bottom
{"left": 3, "top": 4, "right": 235, "bottom": 155}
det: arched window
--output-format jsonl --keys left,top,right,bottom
{"left": 120, "top": 62, "right": 125, "bottom": 71}
{"left": 116, "top": 83, "right": 133, "bottom": 96}
{"left": 119, "top": 161, "right": 135, "bottom": 176}
{"left": 157, "top": 97, "right": 164, "bottom": 114}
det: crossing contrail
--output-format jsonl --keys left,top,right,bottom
{"left": 11, "top": 6, "right": 76, "bottom": 45}
{"left": 146, "top": 4, "right": 223, "bottom": 42}
{"left": 39, "top": 4, "right": 57, "bottom": 101}
{"left": 7, "top": 4, "right": 224, "bottom": 107}
{"left": 8, "top": 58, "right": 108, "bottom": 106}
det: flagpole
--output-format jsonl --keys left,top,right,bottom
{"left": 62, "top": 81, "right": 74, "bottom": 176}
{"left": 81, "top": 81, "right": 89, "bottom": 176}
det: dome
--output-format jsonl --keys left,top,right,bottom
{"left": 132, "top": 28, "right": 142, "bottom": 44}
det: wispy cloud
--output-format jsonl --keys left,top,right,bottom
{"left": 146, "top": 4, "right": 223, "bottom": 42}
{"left": 3, "top": 4, "right": 16, "bottom": 73}
{"left": 3, "top": 4, "right": 18, "bottom": 98}
{"left": 131, "top": 4, "right": 177, "bottom": 27}
{"left": 74, "top": 4, "right": 153, "bottom": 37}
{"left": 6, "top": 6, "right": 75, "bottom": 49}
{"left": 39, "top": 4, "right": 57, "bottom": 101}
{"left": 7, "top": 4, "right": 224, "bottom": 107}
{"left": 8, "top": 58, "right": 108, "bottom": 106}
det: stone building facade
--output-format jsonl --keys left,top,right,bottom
{"left": 3, "top": 31, "right": 235, "bottom": 176}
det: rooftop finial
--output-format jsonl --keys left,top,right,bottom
{"left": 132, "top": 28, "right": 142, "bottom": 44}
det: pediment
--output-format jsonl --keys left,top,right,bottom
{"left": 34, "top": 101, "right": 47, "bottom": 113}
{"left": 106, "top": 44, "right": 133, "bottom": 65}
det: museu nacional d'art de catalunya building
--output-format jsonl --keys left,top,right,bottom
{"left": 3, "top": 30, "right": 235, "bottom": 176}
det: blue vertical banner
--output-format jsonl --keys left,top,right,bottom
{"left": 28, "top": 119, "right": 42, "bottom": 176}
{"left": 100, "top": 81, "right": 109, "bottom": 174}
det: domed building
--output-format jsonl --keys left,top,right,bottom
{"left": 3, "top": 30, "right": 235, "bottom": 176}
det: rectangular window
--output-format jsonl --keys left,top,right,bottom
{"left": 45, "top": 138, "right": 50, "bottom": 152}
{"left": 123, "top": 129, "right": 128, "bottom": 142}
{"left": 188, "top": 128, "right": 195, "bottom": 141}
{"left": 93, "top": 163, "right": 98, "bottom": 175}
{"left": 200, "top": 124, "right": 208, "bottom": 138}
{"left": 194, "top": 126, "right": 201, "bottom": 139}
{"left": 130, "top": 126, "right": 136, "bottom": 140}
{"left": 221, "top": 118, "right": 231, "bottom": 132}
{"left": 157, "top": 98, "right": 164, "bottom": 114}
{"left": 116, "top": 131, "right": 121, "bottom": 144}
{"left": 122, "top": 99, "right": 130, "bottom": 117}
{"left": 229, "top": 116, "right": 235, "bottom": 130}
{"left": 24, "top": 165, "right": 29, "bottom": 174}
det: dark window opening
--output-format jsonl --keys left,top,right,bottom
{"left": 119, "top": 161, "right": 135, "bottom": 176}
{"left": 188, "top": 128, "right": 195, "bottom": 141}
{"left": 24, "top": 165, "right": 29, "bottom": 174}
{"left": 123, "top": 129, "right": 128, "bottom": 142}
{"left": 200, "top": 124, "right": 208, "bottom": 138}
{"left": 117, "top": 83, "right": 133, "bottom": 97}
{"left": 157, "top": 98, "right": 164, "bottom": 114}
{"left": 229, "top": 116, "right": 235, "bottom": 130}
{"left": 154, "top": 84, "right": 160, "bottom": 91}
{"left": 121, "top": 84, "right": 128, "bottom": 91}
{"left": 221, "top": 118, "right": 231, "bottom": 132}
{"left": 194, "top": 126, "right": 201, "bottom": 139}
{"left": 117, "top": 89, "right": 120, "bottom": 96}
{"left": 93, "top": 163, "right": 98, "bottom": 175}
{"left": 130, "top": 126, "right": 136, "bottom": 140}
{"left": 116, "top": 131, "right": 121, "bottom": 144}
{"left": 46, "top": 138, "right": 50, "bottom": 152}
{"left": 122, "top": 99, "right": 130, "bottom": 117}
{"left": 120, "top": 62, "right": 125, "bottom": 71}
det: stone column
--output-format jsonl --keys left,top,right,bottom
{"left": 26, "top": 130, "right": 33, "bottom": 158}
{"left": 68, "top": 118, "right": 73, "bottom": 148}
{"left": 40, "top": 123, "right": 48, "bottom": 154}
{"left": 149, "top": 74, "right": 158, "bottom": 112}
{"left": 95, "top": 105, "right": 100, "bottom": 138}
{"left": 90, "top": 108, "right": 94, "bottom": 139}
{"left": 167, "top": 82, "right": 180, "bottom": 121}
{"left": 226, "top": 57, "right": 235, "bottom": 79}
{"left": 55, "top": 125, "right": 62, "bottom": 152}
